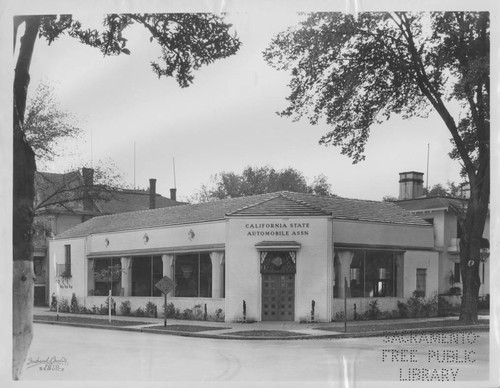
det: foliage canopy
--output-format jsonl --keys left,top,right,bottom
{"left": 192, "top": 166, "right": 334, "bottom": 202}
{"left": 264, "top": 12, "right": 489, "bottom": 170}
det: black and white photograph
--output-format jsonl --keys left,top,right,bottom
{"left": 1, "top": 0, "right": 498, "bottom": 387}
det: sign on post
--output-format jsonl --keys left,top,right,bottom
{"left": 155, "top": 276, "right": 175, "bottom": 327}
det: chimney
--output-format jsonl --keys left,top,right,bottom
{"left": 149, "top": 178, "right": 156, "bottom": 209}
{"left": 82, "top": 167, "right": 94, "bottom": 211}
{"left": 170, "top": 188, "right": 177, "bottom": 201}
{"left": 398, "top": 171, "right": 424, "bottom": 200}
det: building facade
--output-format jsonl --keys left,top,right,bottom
{"left": 394, "top": 172, "right": 490, "bottom": 305}
{"left": 49, "top": 191, "right": 438, "bottom": 322}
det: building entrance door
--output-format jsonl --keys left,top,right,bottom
{"left": 262, "top": 274, "right": 295, "bottom": 321}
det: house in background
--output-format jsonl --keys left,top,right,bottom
{"left": 33, "top": 167, "right": 183, "bottom": 306}
{"left": 394, "top": 171, "right": 490, "bottom": 307}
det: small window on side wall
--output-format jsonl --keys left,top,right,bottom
{"left": 454, "top": 262, "right": 461, "bottom": 283}
{"left": 64, "top": 245, "right": 71, "bottom": 277}
{"left": 415, "top": 268, "right": 427, "bottom": 297}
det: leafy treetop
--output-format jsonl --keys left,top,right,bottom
{"left": 264, "top": 12, "right": 489, "bottom": 173}
{"left": 191, "top": 165, "right": 335, "bottom": 202}
{"left": 36, "top": 13, "right": 241, "bottom": 87}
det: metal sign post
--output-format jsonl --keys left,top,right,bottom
{"left": 155, "top": 276, "right": 175, "bottom": 327}
{"left": 164, "top": 293, "right": 167, "bottom": 327}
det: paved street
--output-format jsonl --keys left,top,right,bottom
{"left": 22, "top": 323, "right": 489, "bottom": 384}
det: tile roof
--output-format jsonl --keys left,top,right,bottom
{"left": 228, "top": 195, "right": 330, "bottom": 216}
{"left": 97, "top": 189, "right": 185, "bottom": 214}
{"left": 56, "top": 191, "right": 430, "bottom": 239}
{"left": 394, "top": 196, "right": 466, "bottom": 212}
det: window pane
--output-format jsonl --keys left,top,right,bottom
{"left": 454, "top": 262, "right": 461, "bottom": 283}
{"left": 93, "top": 258, "right": 122, "bottom": 296}
{"left": 365, "top": 251, "right": 395, "bottom": 297}
{"left": 416, "top": 268, "right": 427, "bottom": 297}
{"left": 132, "top": 256, "right": 152, "bottom": 296}
{"left": 152, "top": 256, "right": 163, "bottom": 296}
{"left": 175, "top": 254, "right": 199, "bottom": 297}
{"left": 199, "top": 253, "right": 212, "bottom": 297}
{"left": 64, "top": 245, "right": 71, "bottom": 276}
{"left": 34, "top": 258, "right": 43, "bottom": 278}
{"left": 350, "top": 251, "right": 365, "bottom": 297}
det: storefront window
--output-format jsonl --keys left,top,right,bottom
{"left": 132, "top": 256, "right": 162, "bottom": 296}
{"left": 349, "top": 250, "right": 397, "bottom": 297}
{"left": 93, "top": 257, "right": 122, "bottom": 296}
{"left": 175, "top": 253, "right": 212, "bottom": 297}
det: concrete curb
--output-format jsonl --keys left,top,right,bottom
{"left": 33, "top": 319, "right": 489, "bottom": 341}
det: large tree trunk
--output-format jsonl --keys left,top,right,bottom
{"left": 459, "top": 171, "right": 489, "bottom": 324}
{"left": 13, "top": 122, "right": 36, "bottom": 380}
{"left": 13, "top": 15, "right": 40, "bottom": 380}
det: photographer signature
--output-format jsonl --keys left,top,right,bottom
{"left": 27, "top": 356, "right": 68, "bottom": 372}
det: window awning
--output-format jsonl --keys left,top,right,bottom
{"left": 255, "top": 241, "right": 301, "bottom": 251}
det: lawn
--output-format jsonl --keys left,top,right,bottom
{"left": 34, "top": 315, "right": 150, "bottom": 326}
{"left": 145, "top": 324, "right": 228, "bottom": 332}
{"left": 315, "top": 319, "right": 489, "bottom": 333}
{"left": 226, "top": 330, "right": 309, "bottom": 337}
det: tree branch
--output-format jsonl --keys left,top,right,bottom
{"left": 392, "top": 12, "right": 477, "bottom": 179}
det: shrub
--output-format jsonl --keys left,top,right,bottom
{"left": 134, "top": 307, "right": 145, "bottom": 317}
{"left": 50, "top": 294, "right": 57, "bottom": 311}
{"left": 334, "top": 311, "right": 345, "bottom": 321}
{"left": 407, "top": 291, "right": 438, "bottom": 318}
{"left": 145, "top": 301, "right": 157, "bottom": 317}
{"left": 367, "top": 299, "right": 381, "bottom": 319}
{"left": 98, "top": 297, "right": 116, "bottom": 315}
{"left": 422, "top": 292, "right": 438, "bottom": 317}
{"left": 192, "top": 304, "right": 203, "bottom": 320}
{"left": 407, "top": 291, "right": 424, "bottom": 317}
{"left": 181, "top": 308, "right": 193, "bottom": 320}
{"left": 163, "top": 302, "right": 181, "bottom": 319}
{"left": 397, "top": 301, "right": 409, "bottom": 318}
{"left": 58, "top": 298, "right": 70, "bottom": 313}
{"left": 119, "top": 300, "right": 132, "bottom": 316}
{"left": 70, "top": 293, "right": 79, "bottom": 313}
{"left": 213, "top": 308, "right": 224, "bottom": 322}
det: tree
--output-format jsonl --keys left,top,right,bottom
{"left": 424, "top": 182, "right": 463, "bottom": 198}
{"left": 382, "top": 181, "right": 463, "bottom": 201}
{"left": 24, "top": 82, "right": 82, "bottom": 167}
{"left": 34, "top": 163, "right": 123, "bottom": 214}
{"left": 93, "top": 263, "right": 124, "bottom": 295}
{"left": 13, "top": 13, "right": 240, "bottom": 379}
{"left": 191, "top": 165, "right": 335, "bottom": 202}
{"left": 264, "top": 12, "right": 489, "bottom": 324}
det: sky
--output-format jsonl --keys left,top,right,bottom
{"left": 8, "top": 3, "right": 482, "bottom": 202}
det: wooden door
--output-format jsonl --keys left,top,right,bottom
{"left": 262, "top": 274, "right": 294, "bottom": 321}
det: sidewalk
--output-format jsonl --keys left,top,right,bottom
{"left": 33, "top": 307, "right": 490, "bottom": 340}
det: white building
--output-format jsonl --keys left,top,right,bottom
{"left": 49, "top": 189, "right": 439, "bottom": 322}
{"left": 395, "top": 172, "right": 490, "bottom": 305}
